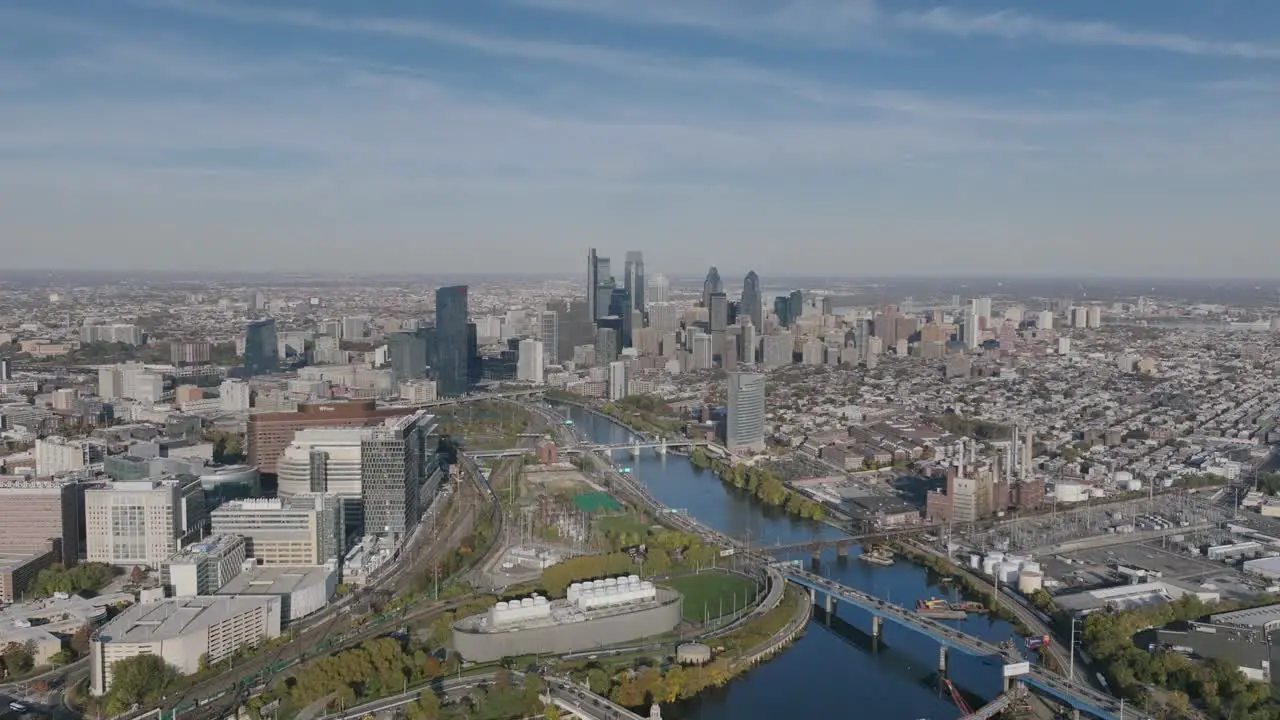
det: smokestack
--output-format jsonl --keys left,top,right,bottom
{"left": 958, "top": 438, "right": 966, "bottom": 479}
{"left": 1023, "top": 428, "right": 1034, "bottom": 478}
{"left": 1008, "top": 424, "right": 1016, "bottom": 483}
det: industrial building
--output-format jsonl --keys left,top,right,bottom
{"left": 1149, "top": 603, "right": 1280, "bottom": 689}
{"left": 452, "top": 575, "right": 681, "bottom": 662}
{"left": 1055, "top": 580, "right": 1220, "bottom": 616}
{"left": 90, "top": 595, "right": 282, "bottom": 695}
{"left": 215, "top": 564, "right": 336, "bottom": 623}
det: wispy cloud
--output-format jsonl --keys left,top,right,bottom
{"left": 515, "top": 0, "right": 1280, "bottom": 60}
{"left": 900, "top": 8, "right": 1280, "bottom": 60}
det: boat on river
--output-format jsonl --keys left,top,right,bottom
{"left": 950, "top": 600, "right": 988, "bottom": 614}
{"left": 860, "top": 546, "right": 895, "bottom": 566}
{"left": 916, "top": 598, "right": 967, "bottom": 620}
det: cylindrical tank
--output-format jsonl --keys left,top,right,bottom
{"left": 982, "top": 558, "right": 1000, "bottom": 577}
{"left": 1090, "top": 486, "right": 1106, "bottom": 498}
{"left": 969, "top": 553, "right": 982, "bottom": 570}
{"left": 1114, "top": 471, "right": 1133, "bottom": 487}
{"left": 987, "top": 551, "right": 1006, "bottom": 564}
{"left": 1125, "top": 479, "right": 1142, "bottom": 491}
{"left": 1017, "top": 571, "right": 1045, "bottom": 594}
{"left": 1020, "top": 561, "right": 1042, "bottom": 575}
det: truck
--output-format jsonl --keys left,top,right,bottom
{"left": 1025, "top": 635, "right": 1052, "bottom": 650}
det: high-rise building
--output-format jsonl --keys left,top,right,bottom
{"left": 607, "top": 360, "right": 630, "bottom": 401}
{"left": 964, "top": 300, "right": 981, "bottom": 351}
{"left": 1087, "top": 305, "right": 1102, "bottom": 328}
{"left": 0, "top": 477, "right": 86, "bottom": 566}
{"left": 517, "top": 339, "right": 544, "bottom": 384}
{"left": 0, "top": 358, "right": 10, "bottom": 381}
{"left": 702, "top": 267, "right": 723, "bottom": 308}
{"left": 709, "top": 292, "right": 728, "bottom": 333}
{"left": 726, "top": 372, "right": 766, "bottom": 453}
{"left": 762, "top": 335, "right": 791, "bottom": 368}
{"left": 741, "top": 271, "right": 762, "bottom": 331}
{"left": 434, "top": 285, "right": 470, "bottom": 397}
{"left": 623, "top": 251, "right": 645, "bottom": 314}
{"left": 165, "top": 534, "right": 248, "bottom": 597}
{"left": 788, "top": 291, "right": 803, "bottom": 325}
{"left": 244, "top": 319, "right": 279, "bottom": 377}
{"left": 645, "top": 274, "right": 670, "bottom": 306}
{"left": 170, "top": 341, "right": 212, "bottom": 366}
{"left": 387, "top": 329, "right": 429, "bottom": 384}
{"left": 97, "top": 366, "right": 122, "bottom": 400}
{"left": 648, "top": 302, "right": 679, "bottom": 334}
{"left": 361, "top": 412, "right": 432, "bottom": 540}
{"left": 85, "top": 476, "right": 206, "bottom": 569}
{"left": 219, "top": 379, "right": 251, "bottom": 413}
{"left": 1037, "top": 310, "right": 1054, "bottom": 330}
{"left": 595, "top": 327, "right": 618, "bottom": 364}
{"left": 690, "top": 332, "right": 713, "bottom": 370}
{"left": 539, "top": 310, "right": 559, "bottom": 367}
{"left": 247, "top": 401, "right": 417, "bottom": 477}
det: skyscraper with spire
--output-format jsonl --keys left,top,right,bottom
{"left": 741, "top": 270, "right": 762, "bottom": 330}
{"left": 702, "top": 267, "right": 723, "bottom": 308}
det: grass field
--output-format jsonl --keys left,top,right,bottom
{"left": 664, "top": 572, "right": 759, "bottom": 623}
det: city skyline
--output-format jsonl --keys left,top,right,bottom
{"left": 4, "top": 2, "right": 1280, "bottom": 276}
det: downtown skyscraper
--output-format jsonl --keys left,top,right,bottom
{"left": 702, "top": 266, "right": 723, "bottom": 308}
{"left": 434, "top": 285, "right": 469, "bottom": 397}
{"left": 623, "top": 251, "right": 645, "bottom": 315}
{"left": 741, "top": 270, "right": 762, "bottom": 330}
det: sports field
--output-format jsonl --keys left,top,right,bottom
{"left": 664, "top": 572, "right": 758, "bottom": 622}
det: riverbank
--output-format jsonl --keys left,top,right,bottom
{"left": 888, "top": 541, "right": 1031, "bottom": 636}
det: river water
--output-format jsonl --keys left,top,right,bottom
{"left": 557, "top": 403, "right": 1019, "bottom": 720}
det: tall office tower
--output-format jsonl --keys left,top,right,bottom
{"left": 726, "top": 372, "right": 766, "bottom": 453}
{"left": 964, "top": 300, "right": 981, "bottom": 350}
{"left": 539, "top": 310, "right": 560, "bottom": 367}
{"left": 624, "top": 251, "right": 645, "bottom": 314}
{"left": 709, "top": 292, "right": 729, "bottom": 333}
{"left": 360, "top": 411, "right": 430, "bottom": 540}
{"left": 761, "top": 335, "right": 791, "bottom": 368}
{"left": 587, "top": 248, "right": 600, "bottom": 321}
{"left": 517, "top": 339, "right": 545, "bottom": 384}
{"left": 219, "top": 379, "right": 251, "bottom": 412}
{"left": 977, "top": 297, "right": 993, "bottom": 322}
{"left": 1086, "top": 305, "right": 1102, "bottom": 328}
{"left": 595, "top": 327, "right": 619, "bottom": 364}
{"left": 646, "top": 274, "right": 670, "bottom": 305}
{"left": 275, "top": 428, "right": 365, "bottom": 534}
{"left": 773, "top": 296, "right": 791, "bottom": 327}
{"left": 434, "top": 285, "right": 469, "bottom": 397}
{"left": 169, "top": 341, "right": 212, "bottom": 366}
{"left": 98, "top": 366, "right": 122, "bottom": 400}
{"left": 607, "top": 360, "right": 630, "bottom": 401}
{"left": 739, "top": 321, "right": 757, "bottom": 364}
{"left": 0, "top": 358, "right": 10, "bottom": 381}
{"left": 691, "top": 332, "right": 713, "bottom": 370}
{"left": 1037, "top": 310, "right": 1054, "bottom": 330}
{"left": 387, "top": 330, "right": 429, "bottom": 384}
{"left": 340, "top": 316, "right": 368, "bottom": 341}
{"left": 609, "top": 288, "right": 633, "bottom": 347}
{"left": 85, "top": 476, "right": 205, "bottom": 569}
{"left": 1004, "top": 306, "right": 1025, "bottom": 325}
{"left": 741, "top": 271, "right": 763, "bottom": 331}
{"left": 648, "top": 302, "right": 679, "bottom": 333}
{"left": 702, "top": 267, "right": 723, "bottom": 308}
{"left": 787, "top": 291, "right": 803, "bottom": 324}
{"left": 243, "top": 318, "right": 279, "bottom": 376}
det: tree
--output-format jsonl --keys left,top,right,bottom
{"left": 129, "top": 566, "right": 145, "bottom": 584}
{"left": 0, "top": 641, "right": 35, "bottom": 678}
{"left": 104, "top": 655, "right": 182, "bottom": 715}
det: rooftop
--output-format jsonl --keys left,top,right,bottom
{"left": 1210, "top": 603, "right": 1280, "bottom": 631}
{"left": 97, "top": 595, "right": 277, "bottom": 645}
{"left": 214, "top": 565, "right": 333, "bottom": 597}
{"left": 169, "top": 535, "right": 245, "bottom": 562}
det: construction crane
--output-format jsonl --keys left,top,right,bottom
{"left": 943, "top": 678, "right": 973, "bottom": 716}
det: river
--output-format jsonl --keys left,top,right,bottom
{"left": 556, "top": 403, "right": 1020, "bottom": 720}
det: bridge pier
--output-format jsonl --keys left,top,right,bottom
{"left": 629, "top": 441, "right": 640, "bottom": 458}
{"left": 823, "top": 593, "right": 835, "bottom": 618}
{"left": 836, "top": 545, "right": 849, "bottom": 558}
{"left": 809, "top": 587, "right": 817, "bottom": 606}
{"left": 871, "top": 615, "right": 882, "bottom": 639}
{"left": 657, "top": 439, "right": 667, "bottom": 456}
{"left": 938, "top": 646, "right": 948, "bottom": 676}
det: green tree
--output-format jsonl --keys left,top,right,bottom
{"left": 0, "top": 641, "right": 35, "bottom": 678}
{"left": 104, "top": 655, "right": 182, "bottom": 715}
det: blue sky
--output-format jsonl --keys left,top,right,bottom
{"left": 3, "top": 0, "right": 1280, "bottom": 276}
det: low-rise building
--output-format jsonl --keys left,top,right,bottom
{"left": 165, "top": 535, "right": 249, "bottom": 597}
{"left": 215, "top": 564, "right": 336, "bottom": 623}
{"left": 90, "top": 595, "right": 282, "bottom": 695}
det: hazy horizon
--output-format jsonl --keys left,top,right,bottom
{"left": 4, "top": 1, "right": 1280, "bottom": 275}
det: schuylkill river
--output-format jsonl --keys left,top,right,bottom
{"left": 558, "top": 403, "right": 1019, "bottom": 720}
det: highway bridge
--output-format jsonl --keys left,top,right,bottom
{"left": 469, "top": 438, "right": 708, "bottom": 459}
{"left": 783, "top": 568, "right": 1140, "bottom": 720}
{"left": 759, "top": 525, "right": 941, "bottom": 554}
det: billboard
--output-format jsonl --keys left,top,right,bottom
{"left": 1003, "top": 661, "right": 1031, "bottom": 678}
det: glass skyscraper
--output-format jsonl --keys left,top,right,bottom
{"left": 742, "top": 271, "right": 762, "bottom": 330}
{"left": 434, "top": 286, "right": 469, "bottom": 397}
{"left": 360, "top": 412, "right": 429, "bottom": 539}
{"left": 243, "top": 318, "right": 279, "bottom": 377}
{"left": 388, "top": 329, "right": 429, "bottom": 385}
{"left": 726, "top": 372, "right": 767, "bottom": 453}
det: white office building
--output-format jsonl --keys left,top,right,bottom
{"left": 86, "top": 477, "right": 208, "bottom": 569}
{"left": 518, "top": 339, "right": 545, "bottom": 384}
{"left": 539, "top": 311, "right": 559, "bottom": 367}
{"left": 211, "top": 495, "right": 343, "bottom": 566}
{"left": 35, "top": 436, "right": 105, "bottom": 476}
{"left": 90, "top": 595, "right": 282, "bottom": 695}
{"left": 165, "top": 535, "right": 249, "bottom": 597}
{"left": 607, "top": 360, "right": 630, "bottom": 401}
{"left": 726, "top": 372, "right": 766, "bottom": 453}
{"left": 690, "top": 333, "right": 713, "bottom": 371}
{"left": 219, "top": 379, "right": 252, "bottom": 412}
{"left": 646, "top": 274, "right": 670, "bottom": 305}
{"left": 1037, "top": 310, "right": 1054, "bottom": 330}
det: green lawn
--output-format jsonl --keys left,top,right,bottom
{"left": 664, "top": 572, "right": 759, "bottom": 623}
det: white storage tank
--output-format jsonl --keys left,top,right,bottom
{"left": 982, "top": 557, "right": 1000, "bottom": 577}
{"left": 998, "top": 561, "right": 1021, "bottom": 584}
{"left": 1125, "top": 478, "right": 1142, "bottom": 491}
{"left": 1114, "top": 470, "right": 1133, "bottom": 487}
{"left": 1005, "top": 554, "right": 1029, "bottom": 567}
{"left": 1055, "top": 482, "right": 1088, "bottom": 503}
{"left": 1090, "top": 486, "right": 1106, "bottom": 498}
{"left": 987, "top": 551, "right": 1006, "bottom": 564}
{"left": 1020, "top": 561, "right": 1042, "bottom": 575}
{"left": 1017, "top": 571, "right": 1045, "bottom": 594}
{"left": 969, "top": 553, "right": 982, "bottom": 570}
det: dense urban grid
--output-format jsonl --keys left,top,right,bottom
{"left": 1, "top": 263, "right": 1280, "bottom": 720}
